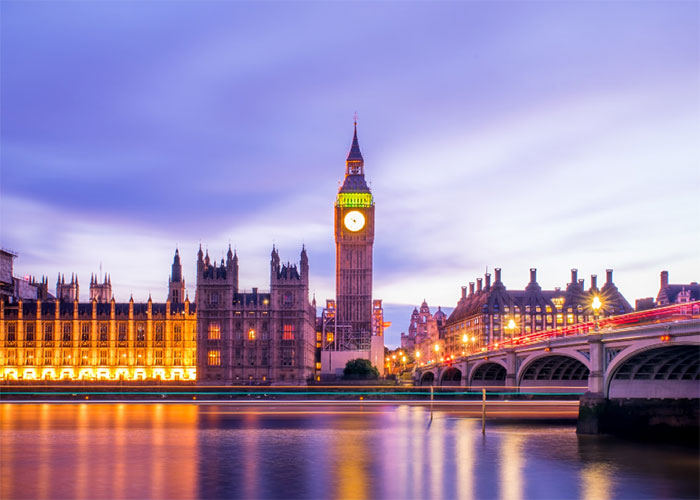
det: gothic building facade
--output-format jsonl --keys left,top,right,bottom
{"left": 195, "top": 245, "right": 316, "bottom": 384}
{"left": 0, "top": 250, "right": 197, "bottom": 381}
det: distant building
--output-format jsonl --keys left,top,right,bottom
{"left": 0, "top": 249, "right": 196, "bottom": 381}
{"left": 400, "top": 300, "right": 447, "bottom": 357}
{"left": 195, "top": 245, "right": 316, "bottom": 384}
{"left": 442, "top": 268, "right": 632, "bottom": 358}
{"left": 0, "top": 249, "right": 51, "bottom": 302}
{"left": 656, "top": 270, "right": 699, "bottom": 306}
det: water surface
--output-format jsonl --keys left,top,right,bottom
{"left": 1, "top": 403, "right": 697, "bottom": 499}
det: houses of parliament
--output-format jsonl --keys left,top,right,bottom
{"left": 0, "top": 124, "right": 382, "bottom": 383}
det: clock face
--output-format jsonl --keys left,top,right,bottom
{"left": 344, "top": 210, "right": 365, "bottom": 232}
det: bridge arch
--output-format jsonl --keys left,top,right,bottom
{"left": 518, "top": 352, "right": 590, "bottom": 393}
{"left": 440, "top": 367, "right": 462, "bottom": 386}
{"left": 605, "top": 341, "right": 700, "bottom": 398}
{"left": 469, "top": 360, "right": 507, "bottom": 387}
{"left": 419, "top": 370, "right": 436, "bottom": 386}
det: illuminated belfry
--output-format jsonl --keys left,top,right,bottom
{"left": 320, "top": 121, "right": 384, "bottom": 376}
{"left": 334, "top": 122, "right": 375, "bottom": 349}
{"left": 0, "top": 250, "right": 196, "bottom": 381}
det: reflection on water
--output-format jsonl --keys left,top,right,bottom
{"left": 0, "top": 404, "right": 697, "bottom": 499}
{"left": 500, "top": 433, "right": 524, "bottom": 500}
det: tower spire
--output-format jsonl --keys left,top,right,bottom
{"left": 345, "top": 119, "right": 365, "bottom": 167}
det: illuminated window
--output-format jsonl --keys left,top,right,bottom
{"left": 62, "top": 350, "right": 71, "bottom": 365}
{"left": 82, "top": 323, "right": 90, "bottom": 335}
{"left": 248, "top": 328, "right": 256, "bottom": 341}
{"left": 8, "top": 350, "right": 17, "bottom": 365}
{"left": 173, "top": 351, "right": 182, "bottom": 366}
{"left": 174, "top": 324, "right": 182, "bottom": 342}
{"left": 99, "top": 350, "right": 108, "bottom": 365}
{"left": 283, "top": 324, "right": 295, "bottom": 340}
{"left": 43, "top": 350, "right": 53, "bottom": 365}
{"left": 546, "top": 306, "right": 552, "bottom": 313}
{"left": 208, "top": 323, "right": 221, "bottom": 340}
{"left": 154, "top": 350, "right": 163, "bottom": 366}
{"left": 25, "top": 350, "right": 34, "bottom": 365}
{"left": 556, "top": 314, "right": 563, "bottom": 325}
{"left": 136, "top": 324, "right": 145, "bottom": 342}
{"left": 208, "top": 350, "right": 221, "bottom": 366}
{"left": 118, "top": 323, "right": 127, "bottom": 335}
{"left": 567, "top": 314, "right": 574, "bottom": 324}
{"left": 326, "top": 332, "right": 334, "bottom": 343}
{"left": 315, "top": 362, "right": 322, "bottom": 370}
{"left": 81, "top": 350, "right": 89, "bottom": 365}
{"left": 136, "top": 351, "right": 145, "bottom": 366}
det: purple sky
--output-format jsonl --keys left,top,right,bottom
{"left": 2, "top": 1, "right": 698, "bottom": 347}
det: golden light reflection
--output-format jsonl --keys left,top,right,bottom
{"left": 333, "top": 423, "right": 369, "bottom": 500}
{"left": 581, "top": 463, "right": 612, "bottom": 500}
{"left": 500, "top": 433, "right": 525, "bottom": 500}
{"left": 38, "top": 404, "right": 51, "bottom": 500}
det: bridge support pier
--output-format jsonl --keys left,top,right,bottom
{"left": 505, "top": 349, "right": 516, "bottom": 391}
{"left": 577, "top": 395, "right": 699, "bottom": 441}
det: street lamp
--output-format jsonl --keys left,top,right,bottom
{"left": 505, "top": 318, "right": 517, "bottom": 344}
{"left": 592, "top": 295, "right": 602, "bottom": 332}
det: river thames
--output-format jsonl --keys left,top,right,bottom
{"left": 1, "top": 403, "right": 697, "bottom": 499}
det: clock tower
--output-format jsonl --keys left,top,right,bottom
{"left": 334, "top": 122, "right": 375, "bottom": 350}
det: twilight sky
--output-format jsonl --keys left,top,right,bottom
{"left": 1, "top": 1, "right": 698, "bottom": 348}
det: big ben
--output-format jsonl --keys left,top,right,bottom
{"left": 335, "top": 122, "right": 374, "bottom": 350}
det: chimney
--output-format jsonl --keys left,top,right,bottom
{"left": 606, "top": 269, "right": 613, "bottom": 285}
{"left": 530, "top": 268, "right": 537, "bottom": 284}
{"left": 660, "top": 270, "right": 669, "bottom": 288}
{"left": 461, "top": 286, "right": 467, "bottom": 300}
{"left": 578, "top": 279, "right": 585, "bottom": 288}
{"left": 590, "top": 274, "right": 597, "bottom": 290}
{"left": 571, "top": 269, "right": 578, "bottom": 285}
{"left": 495, "top": 268, "right": 502, "bottom": 283}
{"left": 485, "top": 273, "right": 491, "bottom": 290}
{"left": 477, "top": 278, "right": 483, "bottom": 293}
{"left": 469, "top": 282, "right": 475, "bottom": 296}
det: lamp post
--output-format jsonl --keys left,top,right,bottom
{"left": 434, "top": 343, "right": 440, "bottom": 363}
{"left": 505, "top": 318, "right": 517, "bottom": 345}
{"left": 592, "top": 295, "right": 602, "bottom": 332}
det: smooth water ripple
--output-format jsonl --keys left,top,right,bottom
{"left": 1, "top": 403, "right": 697, "bottom": 499}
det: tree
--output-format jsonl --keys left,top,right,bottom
{"left": 343, "top": 358, "right": 379, "bottom": 380}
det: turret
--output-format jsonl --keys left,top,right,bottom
{"left": 300, "top": 245, "right": 309, "bottom": 283}
{"left": 270, "top": 245, "right": 280, "bottom": 281}
{"left": 168, "top": 247, "right": 186, "bottom": 304}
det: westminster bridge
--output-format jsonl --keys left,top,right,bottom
{"left": 412, "top": 301, "right": 700, "bottom": 435}
{"left": 413, "top": 301, "right": 699, "bottom": 398}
